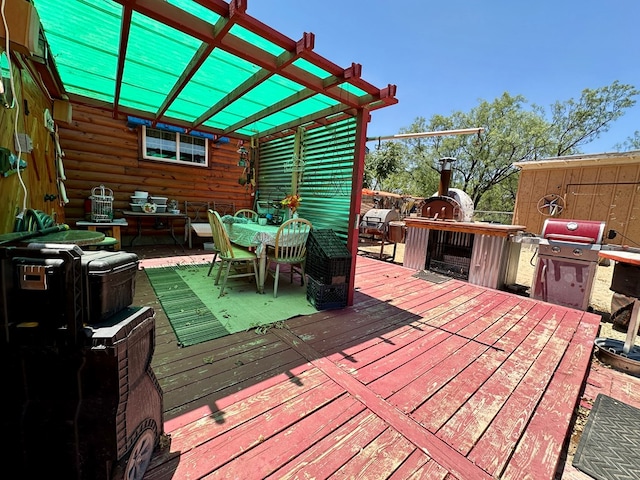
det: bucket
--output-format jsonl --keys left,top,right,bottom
{"left": 388, "top": 221, "right": 406, "bottom": 243}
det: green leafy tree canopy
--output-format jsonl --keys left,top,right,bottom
{"left": 365, "top": 81, "right": 638, "bottom": 212}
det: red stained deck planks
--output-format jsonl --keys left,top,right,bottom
{"left": 140, "top": 254, "right": 602, "bottom": 479}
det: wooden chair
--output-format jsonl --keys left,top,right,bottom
{"left": 267, "top": 218, "right": 313, "bottom": 298}
{"left": 184, "top": 201, "right": 211, "bottom": 248}
{"left": 208, "top": 210, "right": 259, "bottom": 297}
{"left": 212, "top": 200, "right": 236, "bottom": 216}
{"left": 234, "top": 209, "right": 259, "bottom": 222}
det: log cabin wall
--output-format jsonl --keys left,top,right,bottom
{"left": 0, "top": 55, "right": 62, "bottom": 234}
{"left": 59, "top": 103, "right": 255, "bottom": 243}
{"left": 512, "top": 151, "right": 640, "bottom": 246}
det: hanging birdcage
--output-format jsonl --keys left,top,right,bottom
{"left": 90, "top": 184, "right": 114, "bottom": 222}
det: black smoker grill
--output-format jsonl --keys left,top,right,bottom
{"left": 531, "top": 218, "right": 605, "bottom": 310}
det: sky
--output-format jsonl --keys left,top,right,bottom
{"left": 249, "top": 0, "right": 639, "bottom": 155}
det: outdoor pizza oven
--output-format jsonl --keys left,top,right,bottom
{"left": 403, "top": 157, "right": 524, "bottom": 289}
{"left": 421, "top": 157, "right": 474, "bottom": 222}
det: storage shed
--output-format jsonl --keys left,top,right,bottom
{"left": 512, "top": 150, "right": 640, "bottom": 246}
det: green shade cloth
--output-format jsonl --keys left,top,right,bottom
{"left": 145, "top": 263, "right": 317, "bottom": 347}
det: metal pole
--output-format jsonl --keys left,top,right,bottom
{"left": 366, "top": 127, "right": 484, "bottom": 142}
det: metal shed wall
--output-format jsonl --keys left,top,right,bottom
{"left": 512, "top": 151, "right": 640, "bottom": 246}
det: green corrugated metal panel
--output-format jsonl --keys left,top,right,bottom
{"left": 258, "top": 119, "right": 356, "bottom": 239}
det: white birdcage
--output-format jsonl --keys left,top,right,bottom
{"left": 90, "top": 185, "right": 114, "bottom": 222}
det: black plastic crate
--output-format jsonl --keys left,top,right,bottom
{"left": 306, "top": 229, "right": 352, "bottom": 285}
{"left": 307, "top": 276, "right": 347, "bottom": 310}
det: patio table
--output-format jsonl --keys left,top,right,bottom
{"left": 224, "top": 222, "right": 282, "bottom": 294}
{"left": 22, "top": 229, "right": 105, "bottom": 246}
{"left": 123, "top": 211, "right": 188, "bottom": 250}
{"left": 598, "top": 250, "right": 640, "bottom": 354}
{"left": 594, "top": 249, "right": 640, "bottom": 376}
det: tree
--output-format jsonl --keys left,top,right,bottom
{"left": 367, "top": 82, "right": 638, "bottom": 211}
{"left": 363, "top": 140, "right": 405, "bottom": 190}
{"left": 547, "top": 81, "right": 638, "bottom": 156}
{"left": 389, "top": 93, "right": 552, "bottom": 207}
{"left": 615, "top": 131, "right": 640, "bottom": 151}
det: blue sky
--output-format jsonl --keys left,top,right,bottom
{"left": 249, "top": 0, "right": 639, "bottom": 154}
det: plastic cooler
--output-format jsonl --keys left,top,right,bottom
{"left": 7, "top": 247, "right": 139, "bottom": 332}
{"left": 81, "top": 250, "right": 139, "bottom": 323}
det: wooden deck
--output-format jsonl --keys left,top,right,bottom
{"left": 137, "top": 252, "right": 604, "bottom": 479}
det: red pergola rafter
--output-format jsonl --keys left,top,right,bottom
{"left": 109, "top": 0, "right": 395, "bottom": 138}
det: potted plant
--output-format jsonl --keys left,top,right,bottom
{"left": 281, "top": 194, "right": 301, "bottom": 218}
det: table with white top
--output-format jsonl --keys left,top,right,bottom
{"left": 225, "top": 222, "right": 281, "bottom": 294}
{"left": 595, "top": 249, "right": 640, "bottom": 375}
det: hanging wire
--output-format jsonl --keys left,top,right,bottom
{"left": 1, "top": 0, "right": 28, "bottom": 223}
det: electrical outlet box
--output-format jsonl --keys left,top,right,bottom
{"left": 1, "top": 75, "right": 13, "bottom": 108}
{"left": 15, "top": 133, "right": 33, "bottom": 153}
{"left": 0, "top": 0, "right": 44, "bottom": 58}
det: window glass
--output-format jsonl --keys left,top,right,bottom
{"left": 179, "top": 133, "right": 207, "bottom": 164}
{"left": 142, "top": 126, "right": 208, "bottom": 166}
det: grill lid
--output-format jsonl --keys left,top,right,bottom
{"left": 541, "top": 219, "right": 605, "bottom": 244}
{"left": 361, "top": 208, "right": 400, "bottom": 225}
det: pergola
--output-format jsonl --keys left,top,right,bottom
{"left": 32, "top": 0, "right": 397, "bottom": 142}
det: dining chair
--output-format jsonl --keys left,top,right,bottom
{"left": 213, "top": 200, "right": 236, "bottom": 216}
{"left": 234, "top": 209, "right": 259, "bottom": 222}
{"left": 267, "top": 218, "right": 313, "bottom": 298}
{"left": 208, "top": 209, "right": 259, "bottom": 297}
{"left": 184, "top": 201, "right": 211, "bottom": 249}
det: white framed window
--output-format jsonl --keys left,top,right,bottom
{"left": 141, "top": 126, "right": 208, "bottom": 166}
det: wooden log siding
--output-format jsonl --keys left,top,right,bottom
{"left": 58, "top": 103, "right": 255, "bottom": 240}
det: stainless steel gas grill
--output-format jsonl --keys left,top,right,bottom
{"left": 531, "top": 218, "right": 606, "bottom": 310}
